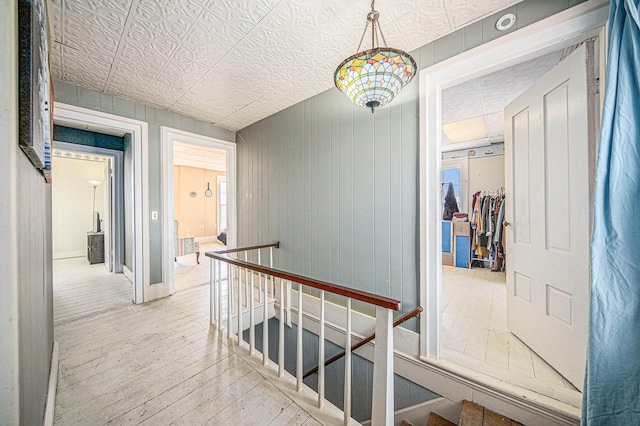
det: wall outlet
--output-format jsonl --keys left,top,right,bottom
{"left": 151, "top": 211, "right": 158, "bottom": 220}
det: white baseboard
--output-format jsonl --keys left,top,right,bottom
{"left": 43, "top": 341, "right": 59, "bottom": 426}
{"left": 53, "top": 250, "right": 85, "bottom": 260}
{"left": 122, "top": 266, "right": 134, "bottom": 283}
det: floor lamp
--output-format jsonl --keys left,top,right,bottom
{"left": 88, "top": 180, "right": 102, "bottom": 232}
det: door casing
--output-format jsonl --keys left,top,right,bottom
{"left": 161, "top": 127, "right": 237, "bottom": 296}
{"left": 418, "top": 0, "right": 608, "bottom": 360}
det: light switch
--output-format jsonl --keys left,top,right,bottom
{"left": 152, "top": 211, "right": 158, "bottom": 220}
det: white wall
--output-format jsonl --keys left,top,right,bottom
{"left": 468, "top": 155, "right": 505, "bottom": 203}
{"left": 52, "top": 157, "right": 105, "bottom": 259}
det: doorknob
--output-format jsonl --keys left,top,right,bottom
{"left": 503, "top": 220, "right": 510, "bottom": 227}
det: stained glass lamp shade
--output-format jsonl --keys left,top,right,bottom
{"left": 334, "top": 3, "right": 416, "bottom": 113}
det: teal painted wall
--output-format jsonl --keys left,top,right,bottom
{"left": 236, "top": 0, "right": 582, "bottom": 330}
{"left": 54, "top": 81, "right": 235, "bottom": 284}
{"left": 54, "top": 125, "right": 124, "bottom": 151}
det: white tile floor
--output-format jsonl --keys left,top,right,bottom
{"left": 441, "top": 265, "right": 582, "bottom": 406}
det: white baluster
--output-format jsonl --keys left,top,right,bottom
{"left": 269, "top": 247, "right": 275, "bottom": 298}
{"left": 371, "top": 307, "right": 394, "bottom": 426}
{"left": 263, "top": 272, "right": 269, "bottom": 366}
{"left": 318, "top": 290, "right": 325, "bottom": 408}
{"left": 237, "top": 266, "right": 243, "bottom": 346}
{"left": 296, "top": 285, "right": 303, "bottom": 392}
{"left": 216, "top": 260, "right": 220, "bottom": 327}
{"left": 257, "top": 250, "right": 262, "bottom": 303}
{"left": 344, "top": 298, "right": 352, "bottom": 425}
{"left": 220, "top": 262, "right": 227, "bottom": 331}
{"left": 250, "top": 268, "right": 255, "bottom": 355}
{"left": 227, "top": 265, "right": 234, "bottom": 339}
{"left": 286, "top": 280, "right": 292, "bottom": 327}
{"left": 278, "top": 278, "right": 285, "bottom": 377}
{"left": 214, "top": 258, "right": 216, "bottom": 324}
{"left": 244, "top": 252, "right": 249, "bottom": 307}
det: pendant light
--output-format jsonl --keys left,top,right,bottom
{"left": 334, "top": 0, "right": 417, "bottom": 113}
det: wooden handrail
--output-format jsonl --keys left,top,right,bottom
{"left": 303, "top": 306, "right": 423, "bottom": 379}
{"left": 213, "top": 241, "right": 280, "bottom": 255}
{"left": 205, "top": 249, "right": 401, "bottom": 311}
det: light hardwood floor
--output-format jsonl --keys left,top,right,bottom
{"left": 53, "top": 258, "right": 334, "bottom": 425}
{"left": 174, "top": 242, "right": 226, "bottom": 293}
{"left": 441, "top": 265, "right": 581, "bottom": 406}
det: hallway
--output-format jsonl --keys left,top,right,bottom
{"left": 52, "top": 259, "right": 330, "bottom": 425}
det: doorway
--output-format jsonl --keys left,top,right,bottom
{"left": 162, "top": 127, "right": 237, "bottom": 295}
{"left": 54, "top": 102, "right": 149, "bottom": 304}
{"left": 418, "top": 0, "right": 607, "bottom": 406}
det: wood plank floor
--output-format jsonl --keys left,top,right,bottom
{"left": 441, "top": 266, "right": 581, "bottom": 407}
{"left": 53, "top": 258, "right": 338, "bottom": 425}
{"left": 174, "top": 242, "right": 226, "bottom": 293}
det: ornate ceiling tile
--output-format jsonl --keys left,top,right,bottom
{"left": 64, "top": 14, "right": 122, "bottom": 57}
{"left": 445, "top": 0, "right": 520, "bottom": 29}
{"left": 64, "top": 0, "right": 130, "bottom": 26}
{"left": 51, "top": 0, "right": 525, "bottom": 132}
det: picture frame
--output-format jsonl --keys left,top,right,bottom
{"left": 18, "top": 0, "right": 52, "bottom": 178}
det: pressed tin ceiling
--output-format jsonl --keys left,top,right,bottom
{"left": 50, "top": 0, "right": 523, "bottom": 132}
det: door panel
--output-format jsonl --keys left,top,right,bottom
{"left": 505, "top": 43, "right": 592, "bottom": 390}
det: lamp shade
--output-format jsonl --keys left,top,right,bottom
{"left": 335, "top": 47, "right": 417, "bottom": 112}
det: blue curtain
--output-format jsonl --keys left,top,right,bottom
{"left": 583, "top": 1, "right": 640, "bottom": 424}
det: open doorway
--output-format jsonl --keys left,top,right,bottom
{"left": 162, "top": 127, "right": 237, "bottom": 295}
{"left": 419, "top": 1, "right": 607, "bottom": 409}
{"left": 437, "top": 50, "right": 582, "bottom": 400}
{"left": 172, "top": 141, "right": 227, "bottom": 292}
{"left": 54, "top": 102, "right": 148, "bottom": 304}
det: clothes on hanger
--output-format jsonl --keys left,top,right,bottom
{"left": 470, "top": 189, "right": 506, "bottom": 270}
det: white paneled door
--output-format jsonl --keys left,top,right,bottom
{"left": 504, "top": 43, "right": 592, "bottom": 391}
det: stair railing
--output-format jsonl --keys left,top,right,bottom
{"left": 303, "top": 306, "right": 423, "bottom": 379}
{"left": 206, "top": 243, "right": 402, "bottom": 426}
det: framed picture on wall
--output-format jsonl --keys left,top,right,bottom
{"left": 18, "top": 0, "right": 52, "bottom": 178}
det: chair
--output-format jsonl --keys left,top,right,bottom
{"left": 174, "top": 219, "right": 200, "bottom": 264}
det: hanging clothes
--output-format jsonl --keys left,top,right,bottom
{"left": 583, "top": 1, "right": 640, "bottom": 424}
{"left": 470, "top": 191, "right": 505, "bottom": 264}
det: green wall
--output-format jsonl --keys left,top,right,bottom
{"left": 236, "top": 0, "right": 584, "bottom": 330}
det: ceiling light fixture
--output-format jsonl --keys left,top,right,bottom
{"left": 334, "top": 0, "right": 417, "bottom": 113}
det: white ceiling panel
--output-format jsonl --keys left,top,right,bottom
{"left": 51, "top": 0, "right": 523, "bottom": 132}
{"left": 441, "top": 49, "right": 564, "bottom": 148}
{"left": 441, "top": 79, "right": 484, "bottom": 124}
{"left": 173, "top": 141, "right": 227, "bottom": 171}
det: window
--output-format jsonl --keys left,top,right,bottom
{"left": 440, "top": 158, "right": 468, "bottom": 214}
{"left": 441, "top": 167, "right": 461, "bottom": 212}
{"left": 217, "top": 176, "right": 227, "bottom": 232}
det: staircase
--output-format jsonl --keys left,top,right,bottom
{"left": 403, "top": 400, "right": 525, "bottom": 426}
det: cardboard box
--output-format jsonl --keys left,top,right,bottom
{"left": 442, "top": 252, "right": 454, "bottom": 266}
{"left": 452, "top": 221, "right": 470, "bottom": 236}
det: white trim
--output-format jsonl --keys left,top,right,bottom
{"left": 43, "top": 341, "right": 59, "bottom": 426}
{"left": 53, "top": 102, "right": 149, "bottom": 304}
{"left": 418, "top": 0, "right": 609, "bottom": 360}
{"left": 161, "top": 127, "right": 236, "bottom": 296}
{"left": 52, "top": 250, "right": 86, "bottom": 260}
{"left": 51, "top": 141, "right": 123, "bottom": 273}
